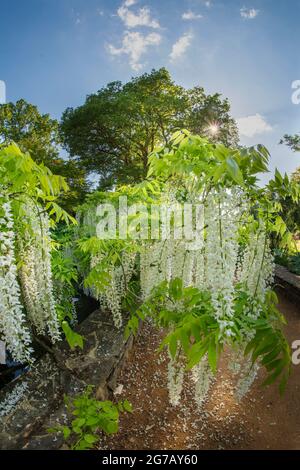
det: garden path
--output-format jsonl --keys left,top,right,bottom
{"left": 99, "top": 293, "right": 300, "bottom": 450}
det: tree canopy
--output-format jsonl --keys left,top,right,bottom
{"left": 279, "top": 132, "right": 300, "bottom": 232}
{"left": 60, "top": 68, "right": 238, "bottom": 189}
{"left": 0, "top": 99, "right": 60, "bottom": 164}
{"left": 282, "top": 167, "right": 300, "bottom": 232}
{"left": 280, "top": 133, "right": 300, "bottom": 152}
{"left": 0, "top": 99, "right": 88, "bottom": 211}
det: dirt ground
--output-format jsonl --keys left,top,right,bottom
{"left": 99, "top": 292, "right": 300, "bottom": 450}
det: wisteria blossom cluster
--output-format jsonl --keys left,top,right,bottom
{"left": 167, "top": 352, "right": 185, "bottom": 406}
{"left": 228, "top": 347, "right": 260, "bottom": 400}
{"left": 0, "top": 196, "right": 32, "bottom": 363}
{"left": 137, "top": 189, "right": 276, "bottom": 404}
{"left": 90, "top": 251, "right": 136, "bottom": 328}
{"left": 79, "top": 133, "right": 294, "bottom": 406}
{"left": 0, "top": 195, "right": 61, "bottom": 363}
{"left": 0, "top": 380, "right": 29, "bottom": 417}
{"left": 239, "top": 226, "right": 275, "bottom": 306}
{"left": 204, "top": 189, "right": 246, "bottom": 337}
{"left": 191, "top": 355, "right": 214, "bottom": 408}
{"left": 18, "top": 202, "right": 61, "bottom": 342}
{"left": 83, "top": 188, "right": 277, "bottom": 404}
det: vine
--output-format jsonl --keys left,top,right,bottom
{"left": 0, "top": 144, "right": 78, "bottom": 363}
{"left": 72, "top": 131, "right": 300, "bottom": 403}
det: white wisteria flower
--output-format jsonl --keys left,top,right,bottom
{"left": 0, "top": 197, "right": 33, "bottom": 362}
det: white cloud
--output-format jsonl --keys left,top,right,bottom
{"left": 204, "top": 1, "right": 212, "bottom": 7}
{"left": 117, "top": 0, "right": 160, "bottom": 29}
{"left": 107, "top": 31, "right": 162, "bottom": 71}
{"left": 182, "top": 11, "right": 203, "bottom": 21}
{"left": 240, "top": 7, "right": 260, "bottom": 19}
{"left": 169, "top": 33, "right": 193, "bottom": 62}
{"left": 236, "top": 114, "right": 273, "bottom": 138}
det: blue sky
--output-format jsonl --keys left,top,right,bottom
{"left": 0, "top": 0, "right": 300, "bottom": 182}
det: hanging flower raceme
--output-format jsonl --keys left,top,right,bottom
{"left": 234, "top": 357, "right": 259, "bottom": 402}
{"left": 0, "top": 144, "right": 76, "bottom": 367}
{"left": 90, "top": 250, "right": 136, "bottom": 328}
{"left": 191, "top": 355, "right": 214, "bottom": 408}
{"left": 204, "top": 189, "right": 245, "bottom": 338}
{"left": 17, "top": 202, "right": 61, "bottom": 342}
{"left": 239, "top": 225, "right": 275, "bottom": 305}
{"left": 0, "top": 196, "right": 33, "bottom": 363}
{"left": 140, "top": 240, "right": 173, "bottom": 299}
{"left": 167, "top": 351, "right": 185, "bottom": 407}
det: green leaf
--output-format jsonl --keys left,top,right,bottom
{"left": 169, "top": 278, "right": 183, "bottom": 301}
{"left": 187, "top": 338, "right": 209, "bottom": 369}
{"left": 62, "top": 426, "right": 71, "bottom": 439}
{"left": 208, "top": 336, "right": 217, "bottom": 373}
{"left": 86, "top": 416, "right": 99, "bottom": 426}
{"left": 226, "top": 156, "right": 244, "bottom": 185}
{"left": 106, "top": 421, "right": 119, "bottom": 434}
{"left": 123, "top": 400, "right": 133, "bottom": 413}
{"left": 169, "top": 334, "right": 178, "bottom": 359}
{"left": 72, "top": 417, "right": 85, "bottom": 428}
{"left": 180, "top": 328, "right": 190, "bottom": 354}
{"left": 261, "top": 346, "right": 281, "bottom": 366}
{"left": 212, "top": 162, "right": 226, "bottom": 183}
{"left": 73, "top": 426, "right": 82, "bottom": 435}
{"left": 275, "top": 168, "right": 283, "bottom": 184}
{"left": 262, "top": 359, "right": 286, "bottom": 386}
{"left": 62, "top": 321, "right": 84, "bottom": 350}
{"left": 84, "top": 434, "right": 98, "bottom": 444}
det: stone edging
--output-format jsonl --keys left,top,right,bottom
{"left": 275, "top": 264, "right": 300, "bottom": 306}
{"left": 0, "top": 309, "right": 134, "bottom": 450}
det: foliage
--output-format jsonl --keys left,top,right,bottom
{"left": 52, "top": 251, "right": 78, "bottom": 287}
{"left": 280, "top": 133, "right": 300, "bottom": 152}
{"left": 279, "top": 134, "right": 300, "bottom": 233}
{"left": 126, "top": 278, "right": 291, "bottom": 393}
{"left": 0, "top": 99, "right": 60, "bottom": 165}
{"left": 275, "top": 249, "right": 300, "bottom": 275}
{"left": 288, "top": 252, "right": 300, "bottom": 275}
{"left": 0, "top": 143, "right": 76, "bottom": 362}
{"left": 282, "top": 168, "right": 300, "bottom": 233}
{"left": 291, "top": 166, "right": 300, "bottom": 184}
{"left": 51, "top": 248, "right": 84, "bottom": 350}
{"left": 76, "top": 130, "right": 299, "bottom": 402}
{"left": 0, "top": 99, "right": 88, "bottom": 210}
{"left": 48, "top": 386, "right": 132, "bottom": 450}
{"left": 60, "top": 68, "right": 238, "bottom": 188}
{"left": 0, "top": 142, "right": 69, "bottom": 204}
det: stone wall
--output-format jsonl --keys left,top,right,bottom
{"left": 275, "top": 264, "right": 300, "bottom": 306}
{"left": 0, "top": 309, "right": 134, "bottom": 450}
